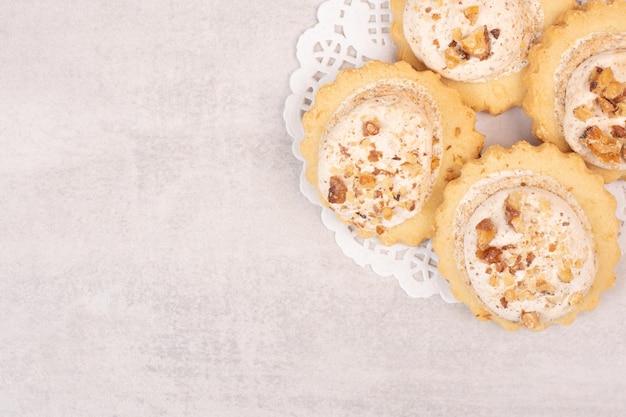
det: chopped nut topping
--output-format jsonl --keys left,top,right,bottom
{"left": 477, "top": 246, "right": 503, "bottom": 264}
{"left": 558, "top": 267, "right": 573, "bottom": 283}
{"left": 508, "top": 255, "right": 526, "bottom": 274}
{"left": 430, "top": 157, "right": 440, "bottom": 172}
{"left": 451, "top": 28, "right": 463, "bottom": 43}
{"left": 328, "top": 175, "right": 348, "bottom": 204}
{"left": 573, "top": 104, "right": 595, "bottom": 122}
{"left": 382, "top": 206, "right": 393, "bottom": 221}
{"left": 574, "top": 65, "right": 626, "bottom": 165}
{"left": 604, "top": 81, "right": 626, "bottom": 102}
{"left": 339, "top": 144, "right": 351, "bottom": 158}
{"left": 612, "top": 125, "right": 626, "bottom": 138}
{"left": 445, "top": 25, "right": 492, "bottom": 68}
{"left": 536, "top": 279, "right": 555, "bottom": 295}
{"left": 401, "top": 162, "right": 422, "bottom": 177}
{"left": 489, "top": 274, "right": 499, "bottom": 287}
{"left": 400, "top": 200, "right": 416, "bottom": 212}
{"left": 476, "top": 218, "right": 496, "bottom": 249}
{"left": 363, "top": 120, "right": 380, "bottom": 137}
{"left": 463, "top": 6, "right": 480, "bottom": 25}
{"left": 502, "top": 272, "right": 515, "bottom": 287}
{"left": 459, "top": 25, "right": 491, "bottom": 61}
{"left": 444, "top": 46, "right": 468, "bottom": 69}
{"left": 504, "top": 191, "right": 523, "bottom": 230}
{"left": 503, "top": 289, "right": 516, "bottom": 305}
{"left": 521, "top": 311, "right": 540, "bottom": 329}
{"left": 586, "top": 66, "right": 626, "bottom": 119}
{"left": 569, "top": 291, "right": 583, "bottom": 306}
{"left": 517, "top": 289, "right": 533, "bottom": 301}
{"left": 590, "top": 67, "right": 616, "bottom": 94}
{"left": 581, "top": 125, "right": 622, "bottom": 165}
{"left": 368, "top": 149, "right": 382, "bottom": 162}
{"left": 404, "top": 151, "right": 418, "bottom": 165}
{"left": 358, "top": 173, "right": 376, "bottom": 189}
{"left": 597, "top": 96, "right": 618, "bottom": 116}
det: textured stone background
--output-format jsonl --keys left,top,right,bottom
{"left": 1, "top": 1, "right": 625, "bottom": 416}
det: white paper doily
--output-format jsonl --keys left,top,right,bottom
{"left": 285, "top": 0, "right": 626, "bottom": 302}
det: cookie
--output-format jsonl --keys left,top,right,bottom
{"left": 390, "top": 0, "right": 575, "bottom": 114}
{"left": 524, "top": 0, "right": 626, "bottom": 182}
{"left": 301, "top": 60, "right": 484, "bottom": 246}
{"left": 433, "top": 141, "right": 619, "bottom": 331}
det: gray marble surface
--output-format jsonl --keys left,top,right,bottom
{"left": 1, "top": 1, "right": 625, "bottom": 416}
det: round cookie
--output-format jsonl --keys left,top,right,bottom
{"left": 524, "top": 0, "right": 626, "bottom": 182}
{"left": 433, "top": 141, "right": 619, "bottom": 331}
{"left": 390, "top": 0, "right": 576, "bottom": 114}
{"left": 301, "top": 60, "right": 484, "bottom": 246}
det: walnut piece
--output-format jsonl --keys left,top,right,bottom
{"left": 573, "top": 104, "right": 595, "bottom": 122}
{"left": 597, "top": 97, "right": 618, "bottom": 116}
{"left": 401, "top": 162, "right": 422, "bottom": 177}
{"left": 588, "top": 66, "right": 626, "bottom": 118}
{"left": 444, "top": 26, "right": 489, "bottom": 70}
{"left": 581, "top": 125, "right": 622, "bottom": 165}
{"left": 363, "top": 120, "right": 380, "bottom": 137}
{"left": 503, "top": 288, "right": 516, "bottom": 306}
{"left": 604, "top": 81, "right": 626, "bottom": 102}
{"left": 590, "top": 67, "right": 616, "bottom": 94}
{"left": 358, "top": 173, "right": 376, "bottom": 190}
{"left": 368, "top": 149, "right": 382, "bottom": 163}
{"left": 536, "top": 279, "right": 555, "bottom": 295}
{"left": 475, "top": 218, "right": 496, "bottom": 249}
{"left": 463, "top": 6, "right": 480, "bottom": 25}
{"left": 328, "top": 175, "right": 348, "bottom": 204}
{"left": 504, "top": 191, "right": 523, "bottom": 230}
{"left": 569, "top": 291, "right": 583, "bottom": 306}
{"left": 459, "top": 25, "right": 491, "bottom": 61}
{"left": 558, "top": 267, "right": 573, "bottom": 283}
{"left": 477, "top": 246, "right": 503, "bottom": 265}
{"left": 521, "top": 311, "right": 540, "bottom": 330}
{"left": 612, "top": 125, "right": 626, "bottom": 138}
{"left": 444, "top": 45, "right": 468, "bottom": 69}
{"left": 382, "top": 206, "right": 393, "bottom": 221}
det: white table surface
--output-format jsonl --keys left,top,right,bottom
{"left": 1, "top": 1, "right": 625, "bottom": 416}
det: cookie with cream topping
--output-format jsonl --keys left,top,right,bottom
{"left": 433, "top": 141, "right": 619, "bottom": 331}
{"left": 523, "top": 0, "right": 626, "bottom": 182}
{"left": 390, "top": 0, "right": 575, "bottom": 114}
{"left": 301, "top": 60, "right": 484, "bottom": 246}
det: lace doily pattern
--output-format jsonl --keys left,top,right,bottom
{"left": 285, "top": 0, "right": 625, "bottom": 302}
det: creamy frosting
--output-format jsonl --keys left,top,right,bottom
{"left": 402, "top": 0, "right": 542, "bottom": 82}
{"left": 454, "top": 171, "right": 596, "bottom": 324}
{"left": 559, "top": 34, "right": 626, "bottom": 170}
{"left": 318, "top": 78, "right": 442, "bottom": 234}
